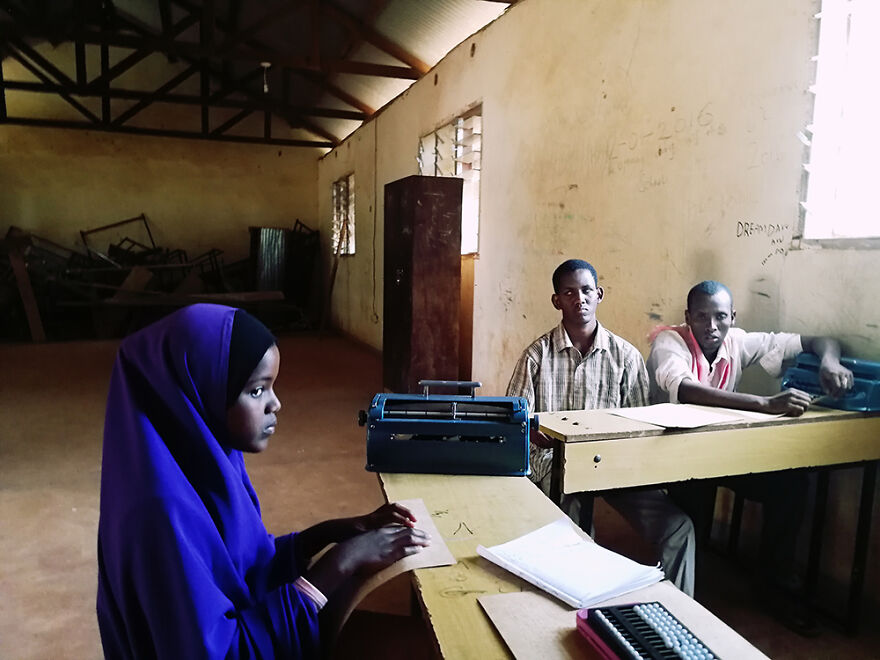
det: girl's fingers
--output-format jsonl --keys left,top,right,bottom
{"left": 390, "top": 502, "right": 417, "bottom": 522}
{"left": 394, "top": 513, "right": 416, "bottom": 527}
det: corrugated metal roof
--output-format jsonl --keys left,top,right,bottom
{"left": 377, "top": 0, "right": 507, "bottom": 65}
{"left": 0, "top": 0, "right": 512, "bottom": 147}
{"left": 317, "top": 0, "right": 508, "bottom": 142}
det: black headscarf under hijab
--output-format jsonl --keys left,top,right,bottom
{"left": 226, "top": 310, "right": 276, "bottom": 409}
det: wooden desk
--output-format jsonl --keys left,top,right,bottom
{"left": 539, "top": 406, "right": 880, "bottom": 497}
{"left": 539, "top": 405, "right": 880, "bottom": 634}
{"left": 378, "top": 472, "right": 767, "bottom": 659}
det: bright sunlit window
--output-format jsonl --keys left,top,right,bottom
{"left": 331, "top": 173, "right": 355, "bottom": 255}
{"left": 418, "top": 106, "right": 482, "bottom": 255}
{"left": 801, "top": 0, "right": 880, "bottom": 241}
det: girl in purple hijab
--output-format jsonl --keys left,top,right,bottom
{"left": 97, "top": 304, "right": 429, "bottom": 659}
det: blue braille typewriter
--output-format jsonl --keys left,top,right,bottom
{"left": 781, "top": 353, "right": 880, "bottom": 411}
{"left": 360, "top": 380, "right": 531, "bottom": 476}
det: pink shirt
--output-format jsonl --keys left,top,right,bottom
{"left": 646, "top": 325, "right": 802, "bottom": 404}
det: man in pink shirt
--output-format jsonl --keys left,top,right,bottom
{"left": 648, "top": 280, "right": 851, "bottom": 412}
{"left": 646, "top": 280, "right": 853, "bottom": 634}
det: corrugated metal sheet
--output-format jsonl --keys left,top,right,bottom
{"left": 319, "top": 0, "right": 509, "bottom": 141}
{"left": 377, "top": 0, "right": 508, "bottom": 65}
{"left": 251, "top": 227, "right": 287, "bottom": 292}
{"left": 3, "top": 0, "right": 511, "bottom": 146}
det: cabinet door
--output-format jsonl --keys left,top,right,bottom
{"left": 383, "top": 176, "right": 462, "bottom": 393}
{"left": 383, "top": 178, "right": 415, "bottom": 393}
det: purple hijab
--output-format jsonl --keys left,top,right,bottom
{"left": 97, "top": 304, "right": 320, "bottom": 659}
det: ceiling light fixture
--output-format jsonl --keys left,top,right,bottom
{"left": 260, "top": 62, "right": 272, "bottom": 93}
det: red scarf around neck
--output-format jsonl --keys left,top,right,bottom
{"left": 649, "top": 324, "right": 732, "bottom": 390}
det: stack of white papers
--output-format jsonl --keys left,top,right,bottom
{"left": 477, "top": 518, "right": 664, "bottom": 609}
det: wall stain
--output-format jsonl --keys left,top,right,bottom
{"left": 647, "top": 312, "right": 662, "bottom": 321}
{"left": 503, "top": 289, "right": 514, "bottom": 312}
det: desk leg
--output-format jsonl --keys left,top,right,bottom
{"left": 846, "top": 461, "right": 877, "bottom": 635}
{"left": 805, "top": 471, "right": 829, "bottom": 608}
{"left": 549, "top": 438, "right": 563, "bottom": 506}
{"left": 727, "top": 493, "right": 745, "bottom": 558}
{"left": 577, "top": 494, "right": 595, "bottom": 534}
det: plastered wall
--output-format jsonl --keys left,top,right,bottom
{"left": 318, "top": 0, "right": 879, "bottom": 596}
{"left": 317, "top": 0, "right": 880, "bottom": 385}
{"left": 0, "top": 125, "right": 321, "bottom": 262}
{"left": 317, "top": 123, "right": 383, "bottom": 341}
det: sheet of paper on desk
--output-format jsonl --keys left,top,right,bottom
{"left": 389, "top": 498, "right": 457, "bottom": 570}
{"left": 609, "top": 403, "right": 746, "bottom": 428}
{"left": 478, "top": 591, "right": 593, "bottom": 660}
{"left": 476, "top": 517, "right": 663, "bottom": 609}
{"left": 710, "top": 406, "right": 785, "bottom": 421}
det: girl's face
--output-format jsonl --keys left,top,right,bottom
{"left": 226, "top": 345, "right": 281, "bottom": 453}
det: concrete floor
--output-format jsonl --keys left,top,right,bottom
{"left": 1, "top": 333, "right": 878, "bottom": 659}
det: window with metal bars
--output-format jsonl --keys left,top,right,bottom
{"left": 798, "top": 0, "right": 880, "bottom": 246}
{"left": 331, "top": 173, "right": 355, "bottom": 255}
{"left": 418, "top": 107, "right": 482, "bottom": 255}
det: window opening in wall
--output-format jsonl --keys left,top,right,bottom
{"left": 418, "top": 106, "right": 482, "bottom": 255}
{"left": 332, "top": 173, "right": 355, "bottom": 255}
{"left": 799, "top": 0, "right": 880, "bottom": 245}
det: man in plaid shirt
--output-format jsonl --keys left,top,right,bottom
{"left": 507, "top": 259, "right": 696, "bottom": 596}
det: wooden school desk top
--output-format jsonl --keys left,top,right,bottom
{"left": 538, "top": 405, "right": 880, "bottom": 494}
{"left": 378, "top": 472, "right": 767, "bottom": 659}
{"left": 378, "top": 473, "right": 562, "bottom": 658}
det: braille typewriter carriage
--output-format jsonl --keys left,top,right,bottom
{"left": 360, "top": 380, "right": 531, "bottom": 476}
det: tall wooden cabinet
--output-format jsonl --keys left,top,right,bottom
{"left": 383, "top": 175, "right": 463, "bottom": 393}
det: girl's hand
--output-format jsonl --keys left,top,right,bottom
{"left": 337, "top": 525, "right": 430, "bottom": 575}
{"left": 354, "top": 502, "right": 417, "bottom": 533}
{"left": 304, "top": 523, "right": 431, "bottom": 596}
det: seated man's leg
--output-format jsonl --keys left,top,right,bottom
{"left": 530, "top": 444, "right": 553, "bottom": 494}
{"left": 603, "top": 490, "right": 696, "bottom": 597}
{"left": 728, "top": 471, "right": 810, "bottom": 584}
{"left": 560, "top": 492, "right": 596, "bottom": 535}
{"left": 667, "top": 480, "right": 717, "bottom": 543}
{"left": 727, "top": 471, "right": 818, "bottom": 637}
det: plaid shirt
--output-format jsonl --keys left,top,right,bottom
{"left": 506, "top": 322, "right": 649, "bottom": 487}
